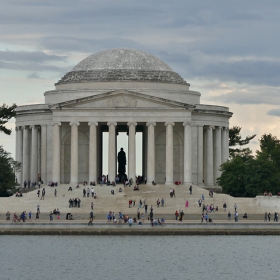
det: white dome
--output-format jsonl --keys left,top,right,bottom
{"left": 56, "top": 48, "right": 187, "bottom": 85}
{"left": 72, "top": 48, "right": 173, "bottom": 72}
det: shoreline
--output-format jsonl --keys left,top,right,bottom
{"left": 1, "top": 221, "right": 280, "bottom": 235}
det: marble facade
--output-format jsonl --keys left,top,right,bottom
{"left": 15, "top": 48, "right": 232, "bottom": 187}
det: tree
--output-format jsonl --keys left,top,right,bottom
{"left": 217, "top": 150, "right": 254, "bottom": 197}
{"left": 229, "top": 126, "right": 256, "bottom": 157}
{"left": 0, "top": 146, "right": 20, "bottom": 196}
{"left": 218, "top": 133, "right": 280, "bottom": 197}
{"left": 0, "top": 103, "right": 17, "bottom": 135}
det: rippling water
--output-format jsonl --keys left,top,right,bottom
{"left": 1, "top": 236, "right": 279, "bottom": 280}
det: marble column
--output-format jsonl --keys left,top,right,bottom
{"left": 107, "top": 122, "right": 117, "bottom": 182}
{"left": 88, "top": 122, "right": 98, "bottom": 183}
{"left": 70, "top": 122, "right": 80, "bottom": 184}
{"left": 128, "top": 122, "right": 137, "bottom": 181}
{"left": 222, "top": 127, "right": 229, "bottom": 162}
{"left": 183, "top": 122, "right": 192, "bottom": 184}
{"left": 214, "top": 126, "right": 222, "bottom": 182}
{"left": 206, "top": 126, "right": 214, "bottom": 186}
{"left": 16, "top": 127, "right": 23, "bottom": 184}
{"left": 225, "top": 127, "right": 229, "bottom": 160}
{"left": 41, "top": 124, "right": 47, "bottom": 184}
{"left": 165, "top": 122, "right": 175, "bottom": 184}
{"left": 30, "top": 125, "right": 38, "bottom": 183}
{"left": 22, "top": 126, "right": 29, "bottom": 184}
{"left": 146, "top": 122, "right": 156, "bottom": 184}
{"left": 52, "top": 122, "right": 61, "bottom": 183}
{"left": 197, "top": 125, "right": 203, "bottom": 185}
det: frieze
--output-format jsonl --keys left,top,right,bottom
{"left": 108, "top": 95, "right": 137, "bottom": 107}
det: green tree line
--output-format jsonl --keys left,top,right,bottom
{"left": 217, "top": 130, "right": 280, "bottom": 197}
{"left": 0, "top": 103, "right": 19, "bottom": 196}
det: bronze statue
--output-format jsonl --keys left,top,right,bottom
{"left": 118, "top": 148, "right": 126, "bottom": 180}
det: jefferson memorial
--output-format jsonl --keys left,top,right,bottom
{"left": 15, "top": 48, "right": 232, "bottom": 187}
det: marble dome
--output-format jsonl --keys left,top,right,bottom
{"left": 72, "top": 49, "right": 173, "bottom": 71}
{"left": 56, "top": 48, "right": 187, "bottom": 85}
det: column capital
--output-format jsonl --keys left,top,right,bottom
{"left": 52, "top": 122, "right": 61, "bottom": 126}
{"left": 70, "top": 121, "right": 80, "bottom": 126}
{"left": 224, "top": 127, "right": 229, "bottom": 131}
{"left": 127, "top": 122, "right": 137, "bottom": 127}
{"left": 217, "top": 126, "right": 223, "bottom": 130}
{"left": 165, "top": 122, "right": 175, "bottom": 127}
{"left": 183, "top": 122, "right": 193, "bottom": 127}
{"left": 88, "top": 122, "right": 98, "bottom": 127}
{"left": 30, "top": 125, "right": 38, "bottom": 129}
{"left": 107, "top": 122, "right": 117, "bottom": 127}
{"left": 15, "top": 126, "right": 22, "bottom": 131}
{"left": 146, "top": 122, "right": 156, "bottom": 127}
{"left": 204, "top": 125, "right": 215, "bottom": 130}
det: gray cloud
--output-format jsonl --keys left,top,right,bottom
{"left": 0, "top": 60, "right": 70, "bottom": 73}
{"left": 38, "top": 36, "right": 144, "bottom": 53}
{"left": 192, "top": 60, "right": 280, "bottom": 86}
{"left": 27, "top": 72, "right": 41, "bottom": 79}
{"left": 0, "top": 50, "right": 69, "bottom": 73}
{"left": 206, "top": 85, "right": 280, "bottom": 106}
{"left": 267, "top": 109, "right": 280, "bottom": 117}
{"left": 0, "top": 50, "right": 66, "bottom": 63}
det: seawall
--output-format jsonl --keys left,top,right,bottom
{"left": 1, "top": 222, "right": 280, "bottom": 235}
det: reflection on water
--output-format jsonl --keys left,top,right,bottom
{"left": 0, "top": 236, "right": 279, "bottom": 280}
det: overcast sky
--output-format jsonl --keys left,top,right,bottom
{"left": 1, "top": 0, "right": 280, "bottom": 165}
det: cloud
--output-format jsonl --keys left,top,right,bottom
{"left": 197, "top": 81, "right": 280, "bottom": 106}
{"left": 0, "top": 60, "right": 70, "bottom": 73}
{"left": 267, "top": 109, "right": 280, "bottom": 117}
{"left": 38, "top": 36, "right": 144, "bottom": 53}
{"left": 0, "top": 50, "right": 70, "bottom": 73}
{"left": 192, "top": 60, "right": 280, "bottom": 86}
{"left": 27, "top": 72, "right": 41, "bottom": 79}
{"left": 0, "top": 50, "right": 67, "bottom": 63}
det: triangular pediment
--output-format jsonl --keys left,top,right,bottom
{"left": 49, "top": 90, "right": 195, "bottom": 110}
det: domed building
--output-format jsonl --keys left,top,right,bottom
{"left": 15, "top": 48, "right": 232, "bottom": 187}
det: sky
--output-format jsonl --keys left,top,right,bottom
{"left": 1, "top": 0, "right": 280, "bottom": 171}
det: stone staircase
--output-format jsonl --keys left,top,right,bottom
{"left": 0, "top": 183, "right": 279, "bottom": 216}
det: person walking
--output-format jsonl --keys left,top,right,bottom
{"left": 35, "top": 211, "right": 39, "bottom": 221}
{"left": 91, "top": 201, "right": 94, "bottom": 210}
{"left": 50, "top": 211, "right": 53, "bottom": 221}
{"left": 37, "top": 204, "right": 40, "bottom": 213}
{"left": 235, "top": 211, "right": 238, "bottom": 222}
{"left": 88, "top": 216, "right": 93, "bottom": 226}
{"left": 28, "top": 211, "right": 32, "bottom": 221}
{"left": 228, "top": 211, "right": 231, "bottom": 221}
{"left": 137, "top": 208, "right": 140, "bottom": 220}
{"left": 189, "top": 185, "right": 192, "bottom": 195}
{"left": 264, "top": 212, "right": 268, "bottom": 222}
{"left": 54, "top": 189, "right": 57, "bottom": 197}
{"left": 268, "top": 212, "right": 271, "bottom": 222}
{"left": 175, "top": 210, "right": 179, "bottom": 220}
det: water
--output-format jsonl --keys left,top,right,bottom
{"left": 0, "top": 236, "right": 279, "bottom": 280}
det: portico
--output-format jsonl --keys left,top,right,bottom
{"left": 15, "top": 48, "right": 232, "bottom": 188}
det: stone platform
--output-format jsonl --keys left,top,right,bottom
{"left": 0, "top": 183, "right": 279, "bottom": 218}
